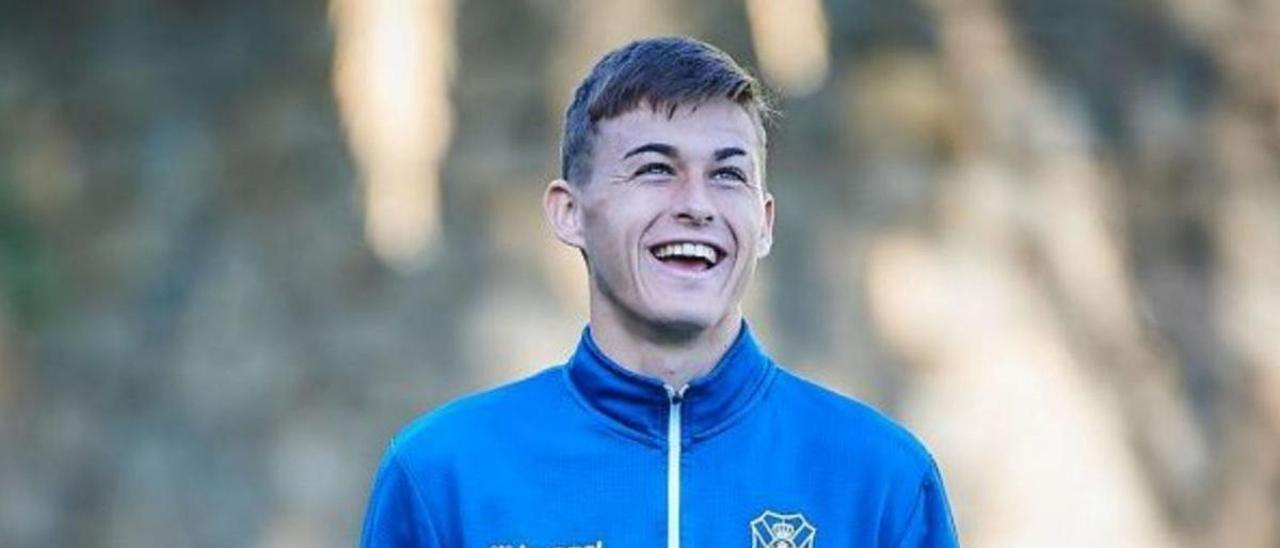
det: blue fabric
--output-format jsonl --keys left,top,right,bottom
{"left": 360, "top": 323, "right": 959, "bottom": 547}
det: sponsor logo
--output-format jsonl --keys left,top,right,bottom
{"left": 489, "top": 542, "right": 601, "bottom": 548}
{"left": 751, "top": 510, "right": 816, "bottom": 548}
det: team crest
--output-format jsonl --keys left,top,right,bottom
{"left": 750, "top": 510, "right": 816, "bottom": 548}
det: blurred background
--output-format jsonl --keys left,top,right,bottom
{"left": 1, "top": 0, "right": 1278, "bottom": 546}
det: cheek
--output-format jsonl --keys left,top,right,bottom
{"left": 582, "top": 209, "right": 638, "bottom": 266}
{"left": 720, "top": 200, "right": 767, "bottom": 242}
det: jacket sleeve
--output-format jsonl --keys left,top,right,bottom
{"left": 892, "top": 460, "right": 960, "bottom": 548}
{"left": 359, "top": 443, "right": 441, "bottom": 548}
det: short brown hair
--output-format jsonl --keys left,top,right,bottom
{"left": 560, "top": 37, "right": 771, "bottom": 186}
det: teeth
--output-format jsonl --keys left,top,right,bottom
{"left": 653, "top": 242, "right": 719, "bottom": 263}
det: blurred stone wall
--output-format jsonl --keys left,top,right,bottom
{"left": 0, "top": 1, "right": 1277, "bottom": 546}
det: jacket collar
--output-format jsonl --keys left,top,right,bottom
{"left": 565, "top": 321, "right": 776, "bottom": 445}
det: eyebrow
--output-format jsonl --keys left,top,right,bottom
{"left": 622, "top": 143, "right": 750, "bottom": 163}
{"left": 622, "top": 143, "right": 677, "bottom": 159}
{"left": 714, "top": 147, "right": 747, "bottom": 162}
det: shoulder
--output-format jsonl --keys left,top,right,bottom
{"left": 768, "top": 366, "right": 937, "bottom": 474}
{"left": 391, "top": 366, "right": 567, "bottom": 461}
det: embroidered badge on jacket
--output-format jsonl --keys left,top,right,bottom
{"left": 751, "top": 510, "right": 816, "bottom": 548}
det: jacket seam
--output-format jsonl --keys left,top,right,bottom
{"left": 688, "top": 363, "right": 778, "bottom": 444}
{"left": 558, "top": 366, "right": 666, "bottom": 449}
{"left": 390, "top": 441, "right": 445, "bottom": 546}
{"left": 890, "top": 465, "right": 931, "bottom": 548}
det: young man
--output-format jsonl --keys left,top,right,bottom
{"left": 360, "top": 37, "right": 958, "bottom": 548}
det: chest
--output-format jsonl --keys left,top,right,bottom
{"left": 442, "top": 428, "right": 888, "bottom": 548}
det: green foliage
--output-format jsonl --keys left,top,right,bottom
{"left": 0, "top": 176, "right": 59, "bottom": 329}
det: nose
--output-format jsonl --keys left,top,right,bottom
{"left": 672, "top": 176, "right": 715, "bottom": 226}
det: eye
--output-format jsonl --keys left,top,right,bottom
{"left": 634, "top": 162, "right": 675, "bottom": 178}
{"left": 711, "top": 166, "right": 747, "bottom": 183}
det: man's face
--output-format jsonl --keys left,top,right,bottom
{"left": 550, "top": 99, "right": 775, "bottom": 336}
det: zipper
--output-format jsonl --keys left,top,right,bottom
{"left": 665, "top": 384, "right": 687, "bottom": 548}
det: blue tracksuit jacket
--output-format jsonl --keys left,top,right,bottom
{"left": 361, "top": 323, "right": 958, "bottom": 547}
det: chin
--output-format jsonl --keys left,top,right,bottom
{"left": 642, "top": 304, "right": 729, "bottom": 337}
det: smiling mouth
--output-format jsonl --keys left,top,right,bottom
{"left": 649, "top": 242, "right": 725, "bottom": 272}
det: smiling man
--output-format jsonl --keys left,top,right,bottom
{"left": 360, "top": 37, "right": 959, "bottom": 548}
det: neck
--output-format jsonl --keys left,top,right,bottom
{"left": 588, "top": 305, "right": 743, "bottom": 389}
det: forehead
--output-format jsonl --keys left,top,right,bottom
{"left": 594, "top": 99, "right": 762, "bottom": 159}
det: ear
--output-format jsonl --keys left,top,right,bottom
{"left": 756, "top": 191, "right": 775, "bottom": 258}
{"left": 544, "top": 178, "right": 586, "bottom": 250}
